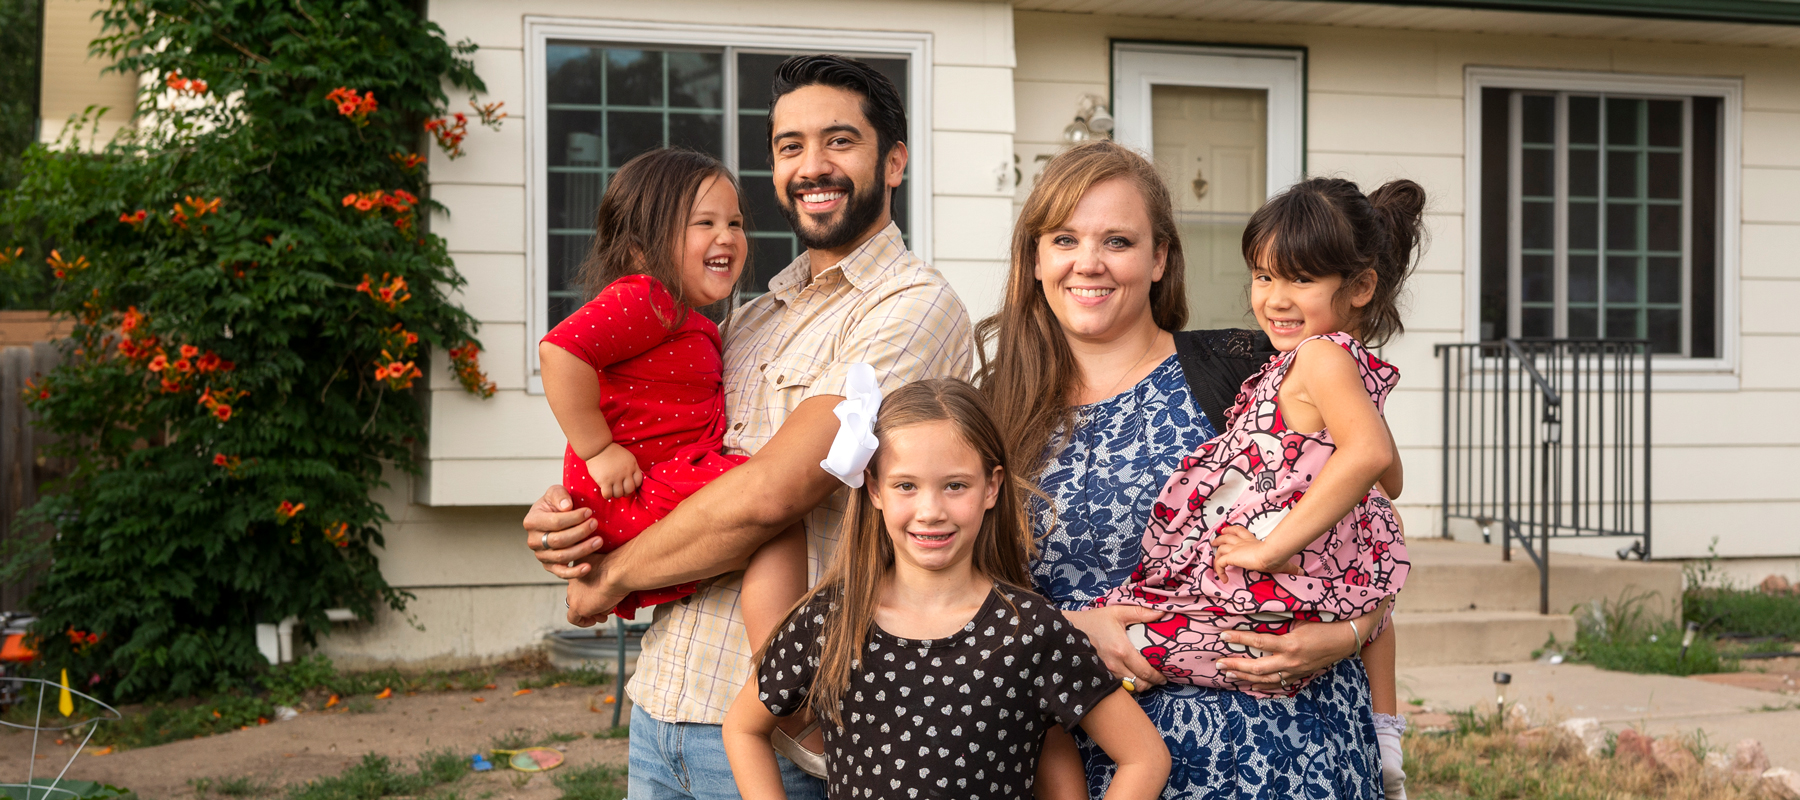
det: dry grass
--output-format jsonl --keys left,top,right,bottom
{"left": 1408, "top": 718, "right": 1765, "bottom": 800}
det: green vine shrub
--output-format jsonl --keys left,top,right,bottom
{"left": 1, "top": 0, "right": 499, "bottom": 699}
{"left": 0, "top": 0, "right": 43, "bottom": 308}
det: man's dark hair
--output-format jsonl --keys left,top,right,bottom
{"left": 768, "top": 55, "right": 907, "bottom": 159}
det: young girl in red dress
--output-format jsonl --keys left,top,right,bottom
{"left": 538, "top": 148, "right": 807, "bottom": 646}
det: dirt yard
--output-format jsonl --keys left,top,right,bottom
{"left": 1690, "top": 654, "right": 1800, "bottom": 695}
{"left": 7, "top": 655, "right": 1794, "bottom": 799}
{"left": 0, "top": 682, "right": 632, "bottom": 799}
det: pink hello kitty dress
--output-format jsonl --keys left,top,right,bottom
{"left": 1091, "top": 332, "right": 1410, "bottom": 698}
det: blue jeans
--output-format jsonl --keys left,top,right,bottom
{"left": 628, "top": 705, "right": 826, "bottom": 800}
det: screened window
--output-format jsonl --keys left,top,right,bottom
{"left": 543, "top": 44, "right": 909, "bottom": 326}
{"left": 1478, "top": 88, "right": 1720, "bottom": 356}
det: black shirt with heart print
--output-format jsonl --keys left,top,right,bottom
{"left": 757, "top": 584, "right": 1118, "bottom": 800}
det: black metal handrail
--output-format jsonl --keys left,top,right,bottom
{"left": 1436, "top": 338, "right": 1652, "bottom": 614}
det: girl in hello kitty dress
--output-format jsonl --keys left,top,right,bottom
{"left": 1090, "top": 176, "right": 1425, "bottom": 799}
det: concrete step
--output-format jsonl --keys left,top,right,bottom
{"left": 1401, "top": 538, "right": 1683, "bottom": 616}
{"left": 1393, "top": 610, "right": 1576, "bottom": 667}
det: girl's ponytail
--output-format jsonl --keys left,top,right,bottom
{"left": 1362, "top": 179, "right": 1427, "bottom": 348}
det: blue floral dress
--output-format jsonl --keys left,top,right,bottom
{"left": 1029, "top": 356, "right": 1382, "bottom": 800}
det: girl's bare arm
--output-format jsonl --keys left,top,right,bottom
{"left": 1214, "top": 339, "right": 1394, "bottom": 577}
{"left": 539, "top": 342, "right": 641, "bottom": 499}
{"left": 539, "top": 342, "right": 614, "bottom": 458}
{"left": 1034, "top": 727, "right": 1090, "bottom": 800}
{"left": 1081, "top": 690, "right": 1171, "bottom": 800}
{"left": 723, "top": 678, "right": 791, "bottom": 800}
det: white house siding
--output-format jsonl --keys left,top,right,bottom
{"left": 37, "top": 0, "right": 138, "bottom": 146}
{"left": 1010, "top": 10, "right": 1800, "bottom": 584}
{"left": 314, "top": 0, "right": 1020, "bottom": 666}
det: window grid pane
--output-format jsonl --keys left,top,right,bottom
{"left": 1598, "top": 97, "right": 1684, "bottom": 348}
{"left": 546, "top": 45, "right": 728, "bottom": 326}
{"left": 1518, "top": 93, "right": 1557, "bottom": 329}
{"left": 1510, "top": 90, "right": 1686, "bottom": 354}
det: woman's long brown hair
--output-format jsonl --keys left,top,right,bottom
{"left": 761, "top": 379, "right": 1040, "bottom": 726}
{"left": 575, "top": 147, "right": 750, "bottom": 324}
{"left": 973, "top": 140, "right": 1188, "bottom": 482}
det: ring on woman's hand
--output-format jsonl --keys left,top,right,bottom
{"left": 1121, "top": 676, "right": 1137, "bottom": 693}
{"left": 567, "top": 560, "right": 576, "bottom": 568}
{"left": 1276, "top": 670, "right": 1290, "bottom": 689}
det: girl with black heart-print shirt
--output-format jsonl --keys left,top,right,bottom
{"left": 723, "top": 378, "right": 1170, "bottom": 800}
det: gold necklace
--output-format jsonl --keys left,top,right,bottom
{"left": 1092, "top": 333, "right": 1159, "bottom": 403}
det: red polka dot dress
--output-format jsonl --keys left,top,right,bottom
{"left": 540, "top": 275, "right": 746, "bottom": 617}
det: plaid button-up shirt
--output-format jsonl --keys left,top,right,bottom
{"left": 626, "top": 223, "right": 974, "bottom": 724}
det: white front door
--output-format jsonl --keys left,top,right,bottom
{"left": 1113, "top": 44, "right": 1305, "bottom": 331}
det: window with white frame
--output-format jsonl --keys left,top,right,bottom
{"left": 1472, "top": 71, "right": 1735, "bottom": 361}
{"left": 528, "top": 21, "right": 926, "bottom": 353}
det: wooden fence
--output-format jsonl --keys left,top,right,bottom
{"left": 1, "top": 343, "right": 66, "bottom": 613}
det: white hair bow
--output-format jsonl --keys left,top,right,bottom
{"left": 819, "top": 363, "right": 883, "bottom": 488}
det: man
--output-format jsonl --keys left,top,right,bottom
{"left": 521, "top": 55, "right": 972, "bottom": 800}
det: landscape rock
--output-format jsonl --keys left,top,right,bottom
{"left": 1504, "top": 702, "right": 1530, "bottom": 727}
{"left": 1650, "top": 737, "right": 1699, "bottom": 776}
{"left": 1730, "top": 738, "right": 1771, "bottom": 775}
{"left": 1704, "top": 752, "right": 1734, "bottom": 780}
{"left": 1761, "top": 574, "right": 1796, "bottom": 596}
{"left": 1613, "top": 728, "right": 1655, "bottom": 766}
{"left": 1557, "top": 717, "right": 1607, "bottom": 758}
{"left": 1763, "top": 768, "right": 1800, "bottom": 800}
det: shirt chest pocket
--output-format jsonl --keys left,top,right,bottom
{"left": 763, "top": 352, "right": 825, "bottom": 393}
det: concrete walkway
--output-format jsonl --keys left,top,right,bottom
{"left": 1398, "top": 660, "right": 1800, "bottom": 770}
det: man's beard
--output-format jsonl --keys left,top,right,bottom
{"left": 777, "top": 172, "right": 887, "bottom": 253}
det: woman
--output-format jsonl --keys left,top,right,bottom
{"left": 978, "top": 140, "right": 1385, "bottom": 799}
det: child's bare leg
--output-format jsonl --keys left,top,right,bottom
{"left": 1364, "top": 622, "right": 1397, "bottom": 716}
{"left": 741, "top": 523, "right": 822, "bottom": 752}
{"left": 1363, "top": 619, "right": 1406, "bottom": 800}
{"left": 1034, "top": 726, "right": 1089, "bottom": 800}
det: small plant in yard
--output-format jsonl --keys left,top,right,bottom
{"left": 489, "top": 728, "right": 535, "bottom": 751}
{"left": 0, "top": 0, "right": 497, "bottom": 702}
{"left": 1551, "top": 589, "right": 1734, "bottom": 676}
{"left": 189, "top": 774, "right": 267, "bottom": 798}
{"left": 518, "top": 666, "right": 611, "bottom": 690}
{"left": 285, "top": 751, "right": 466, "bottom": 800}
{"left": 1686, "top": 586, "right": 1800, "bottom": 642}
{"left": 553, "top": 763, "right": 628, "bottom": 800}
{"left": 1681, "top": 535, "right": 1799, "bottom": 642}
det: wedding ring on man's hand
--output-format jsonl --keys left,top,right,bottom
{"left": 1121, "top": 676, "right": 1137, "bottom": 693}
{"left": 537, "top": 532, "right": 549, "bottom": 551}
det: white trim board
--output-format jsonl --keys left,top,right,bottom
{"left": 1463, "top": 66, "right": 1742, "bottom": 391}
{"left": 521, "top": 17, "right": 933, "bottom": 393}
